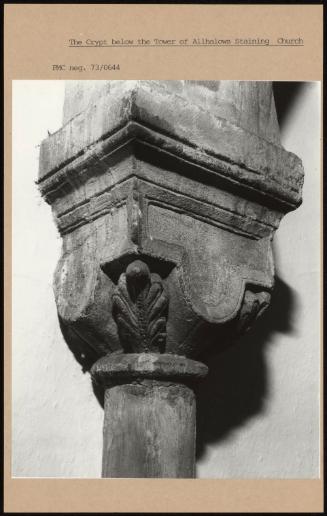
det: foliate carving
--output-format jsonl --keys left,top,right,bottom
{"left": 112, "top": 260, "right": 169, "bottom": 353}
{"left": 237, "top": 289, "right": 271, "bottom": 334}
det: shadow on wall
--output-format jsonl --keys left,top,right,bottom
{"left": 58, "top": 319, "right": 106, "bottom": 408}
{"left": 195, "top": 275, "right": 298, "bottom": 460}
{"left": 195, "top": 81, "right": 306, "bottom": 461}
{"left": 273, "top": 82, "right": 304, "bottom": 128}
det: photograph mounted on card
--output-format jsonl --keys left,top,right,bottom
{"left": 5, "top": 3, "right": 323, "bottom": 514}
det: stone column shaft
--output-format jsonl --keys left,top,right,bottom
{"left": 103, "top": 381, "right": 195, "bottom": 478}
{"left": 92, "top": 353, "right": 207, "bottom": 478}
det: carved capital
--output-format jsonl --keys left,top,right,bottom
{"left": 38, "top": 80, "right": 304, "bottom": 363}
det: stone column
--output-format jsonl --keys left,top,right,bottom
{"left": 38, "top": 80, "right": 304, "bottom": 478}
{"left": 93, "top": 352, "right": 207, "bottom": 478}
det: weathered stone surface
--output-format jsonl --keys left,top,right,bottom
{"left": 39, "top": 81, "right": 303, "bottom": 207}
{"left": 112, "top": 260, "right": 169, "bottom": 353}
{"left": 38, "top": 81, "right": 304, "bottom": 361}
{"left": 91, "top": 353, "right": 208, "bottom": 384}
{"left": 91, "top": 353, "right": 207, "bottom": 478}
{"left": 102, "top": 381, "right": 196, "bottom": 478}
{"left": 62, "top": 81, "right": 282, "bottom": 147}
{"left": 38, "top": 81, "right": 304, "bottom": 478}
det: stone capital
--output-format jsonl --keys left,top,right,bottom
{"left": 38, "top": 81, "right": 303, "bottom": 361}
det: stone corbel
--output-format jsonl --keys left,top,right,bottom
{"left": 38, "top": 80, "right": 304, "bottom": 478}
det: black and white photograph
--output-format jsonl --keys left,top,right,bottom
{"left": 12, "top": 80, "right": 321, "bottom": 480}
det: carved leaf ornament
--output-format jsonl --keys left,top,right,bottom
{"left": 112, "top": 260, "right": 169, "bottom": 353}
